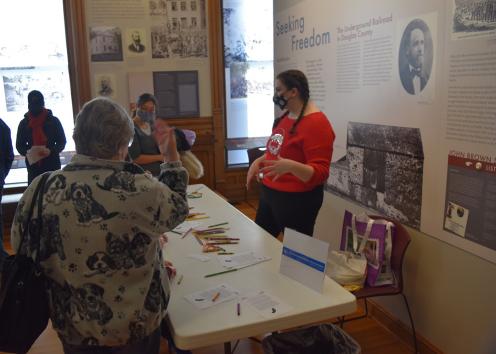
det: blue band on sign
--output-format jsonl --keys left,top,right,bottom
{"left": 282, "top": 246, "right": 325, "bottom": 272}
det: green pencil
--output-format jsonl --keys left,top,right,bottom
{"left": 208, "top": 222, "right": 229, "bottom": 228}
{"left": 204, "top": 268, "right": 238, "bottom": 278}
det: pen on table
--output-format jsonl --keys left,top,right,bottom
{"left": 181, "top": 227, "right": 193, "bottom": 239}
{"left": 206, "top": 241, "right": 239, "bottom": 245}
{"left": 177, "top": 274, "right": 184, "bottom": 285}
{"left": 211, "top": 291, "right": 220, "bottom": 302}
{"left": 205, "top": 237, "right": 239, "bottom": 241}
{"left": 170, "top": 230, "right": 182, "bottom": 235}
{"left": 204, "top": 268, "right": 238, "bottom": 278}
{"left": 218, "top": 252, "right": 234, "bottom": 255}
{"left": 208, "top": 222, "right": 229, "bottom": 228}
{"left": 237, "top": 302, "right": 241, "bottom": 316}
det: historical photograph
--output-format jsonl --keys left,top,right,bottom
{"left": 150, "top": 0, "right": 208, "bottom": 59}
{"left": 453, "top": 0, "right": 496, "bottom": 35}
{"left": 126, "top": 28, "right": 146, "bottom": 55}
{"left": 95, "top": 74, "right": 116, "bottom": 98}
{"left": 398, "top": 18, "right": 434, "bottom": 96}
{"left": 326, "top": 122, "right": 424, "bottom": 229}
{"left": 3, "top": 71, "right": 66, "bottom": 112}
{"left": 90, "top": 26, "right": 123, "bottom": 62}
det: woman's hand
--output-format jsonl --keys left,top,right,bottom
{"left": 154, "top": 120, "right": 179, "bottom": 162}
{"left": 259, "top": 157, "right": 296, "bottom": 181}
{"left": 260, "top": 156, "right": 315, "bottom": 183}
{"left": 164, "top": 260, "right": 177, "bottom": 279}
{"left": 159, "top": 233, "right": 168, "bottom": 248}
{"left": 246, "top": 156, "right": 264, "bottom": 189}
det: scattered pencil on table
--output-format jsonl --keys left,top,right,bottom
{"left": 194, "top": 235, "right": 203, "bottom": 245}
{"left": 177, "top": 274, "right": 184, "bottom": 285}
{"left": 218, "top": 252, "right": 234, "bottom": 255}
{"left": 237, "top": 302, "right": 241, "bottom": 316}
{"left": 204, "top": 268, "right": 238, "bottom": 278}
{"left": 211, "top": 291, "right": 220, "bottom": 302}
{"left": 170, "top": 230, "right": 182, "bottom": 235}
{"left": 206, "top": 241, "right": 239, "bottom": 245}
{"left": 181, "top": 227, "right": 193, "bottom": 239}
{"left": 205, "top": 237, "right": 239, "bottom": 241}
{"left": 208, "top": 222, "right": 229, "bottom": 228}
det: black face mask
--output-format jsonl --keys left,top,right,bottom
{"left": 29, "top": 104, "right": 44, "bottom": 116}
{"left": 272, "top": 94, "right": 288, "bottom": 110}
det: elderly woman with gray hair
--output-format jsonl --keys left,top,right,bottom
{"left": 11, "top": 97, "right": 189, "bottom": 354}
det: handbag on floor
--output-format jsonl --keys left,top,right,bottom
{"left": 0, "top": 173, "right": 51, "bottom": 354}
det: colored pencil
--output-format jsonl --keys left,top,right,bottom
{"left": 204, "top": 268, "right": 238, "bottom": 278}
{"left": 208, "top": 222, "right": 229, "bottom": 228}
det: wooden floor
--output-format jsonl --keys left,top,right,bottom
{"left": 1, "top": 200, "right": 413, "bottom": 354}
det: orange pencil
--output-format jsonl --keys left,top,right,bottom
{"left": 211, "top": 291, "right": 220, "bottom": 302}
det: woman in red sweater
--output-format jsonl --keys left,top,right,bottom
{"left": 247, "top": 70, "right": 335, "bottom": 237}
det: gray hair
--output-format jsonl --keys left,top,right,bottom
{"left": 73, "top": 97, "right": 134, "bottom": 159}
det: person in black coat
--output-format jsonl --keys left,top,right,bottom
{"left": 16, "top": 90, "right": 66, "bottom": 184}
{"left": 0, "top": 118, "right": 14, "bottom": 263}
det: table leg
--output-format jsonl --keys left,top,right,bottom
{"left": 224, "top": 341, "right": 232, "bottom": 354}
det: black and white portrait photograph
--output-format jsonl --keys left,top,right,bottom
{"left": 126, "top": 28, "right": 146, "bottom": 55}
{"left": 453, "top": 0, "right": 496, "bottom": 37}
{"left": 398, "top": 17, "right": 434, "bottom": 96}
{"left": 95, "top": 74, "right": 116, "bottom": 98}
{"left": 90, "top": 26, "right": 123, "bottom": 62}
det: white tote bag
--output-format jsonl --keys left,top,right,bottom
{"left": 327, "top": 216, "right": 374, "bottom": 287}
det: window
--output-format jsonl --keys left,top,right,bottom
{"left": 191, "top": 17, "right": 197, "bottom": 28}
{"left": 0, "top": 0, "right": 74, "bottom": 184}
{"left": 222, "top": 0, "right": 274, "bottom": 165}
{"left": 181, "top": 17, "right": 188, "bottom": 28}
{"left": 172, "top": 18, "right": 179, "bottom": 30}
{"left": 171, "top": 1, "right": 177, "bottom": 11}
{"left": 181, "top": 1, "right": 187, "bottom": 11}
{"left": 190, "top": 1, "right": 197, "bottom": 11}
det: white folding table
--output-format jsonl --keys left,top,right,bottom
{"left": 164, "top": 184, "right": 356, "bottom": 353}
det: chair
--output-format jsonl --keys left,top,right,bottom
{"left": 339, "top": 215, "right": 418, "bottom": 354}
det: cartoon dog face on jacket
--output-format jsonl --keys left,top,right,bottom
{"left": 45, "top": 174, "right": 67, "bottom": 205}
{"left": 97, "top": 171, "right": 137, "bottom": 194}
{"left": 69, "top": 182, "right": 118, "bottom": 225}
{"left": 105, "top": 232, "right": 134, "bottom": 270}
{"left": 130, "top": 232, "right": 151, "bottom": 267}
{"left": 86, "top": 251, "right": 116, "bottom": 275}
{"left": 73, "top": 283, "right": 113, "bottom": 325}
{"left": 39, "top": 214, "right": 66, "bottom": 261}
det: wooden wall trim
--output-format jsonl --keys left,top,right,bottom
{"left": 368, "top": 300, "right": 443, "bottom": 354}
{"left": 208, "top": 0, "right": 227, "bottom": 192}
{"left": 63, "top": 0, "right": 91, "bottom": 115}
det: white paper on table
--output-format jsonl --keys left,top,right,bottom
{"left": 187, "top": 254, "right": 210, "bottom": 262}
{"left": 173, "top": 220, "right": 203, "bottom": 234}
{"left": 279, "top": 228, "right": 329, "bottom": 293}
{"left": 184, "top": 283, "right": 240, "bottom": 310}
{"left": 241, "top": 290, "right": 293, "bottom": 318}
{"left": 217, "top": 251, "right": 271, "bottom": 269}
{"left": 26, "top": 146, "right": 50, "bottom": 165}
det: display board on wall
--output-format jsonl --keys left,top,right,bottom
{"left": 85, "top": 0, "right": 211, "bottom": 116}
{"left": 274, "top": 0, "right": 496, "bottom": 262}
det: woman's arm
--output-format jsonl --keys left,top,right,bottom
{"left": 132, "top": 154, "right": 164, "bottom": 165}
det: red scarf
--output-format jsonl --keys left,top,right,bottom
{"left": 28, "top": 109, "right": 48, "bottom": 146}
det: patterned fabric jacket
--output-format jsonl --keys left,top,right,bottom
{"left": 11, "top": 154, "right": 189, "bottom": 346}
